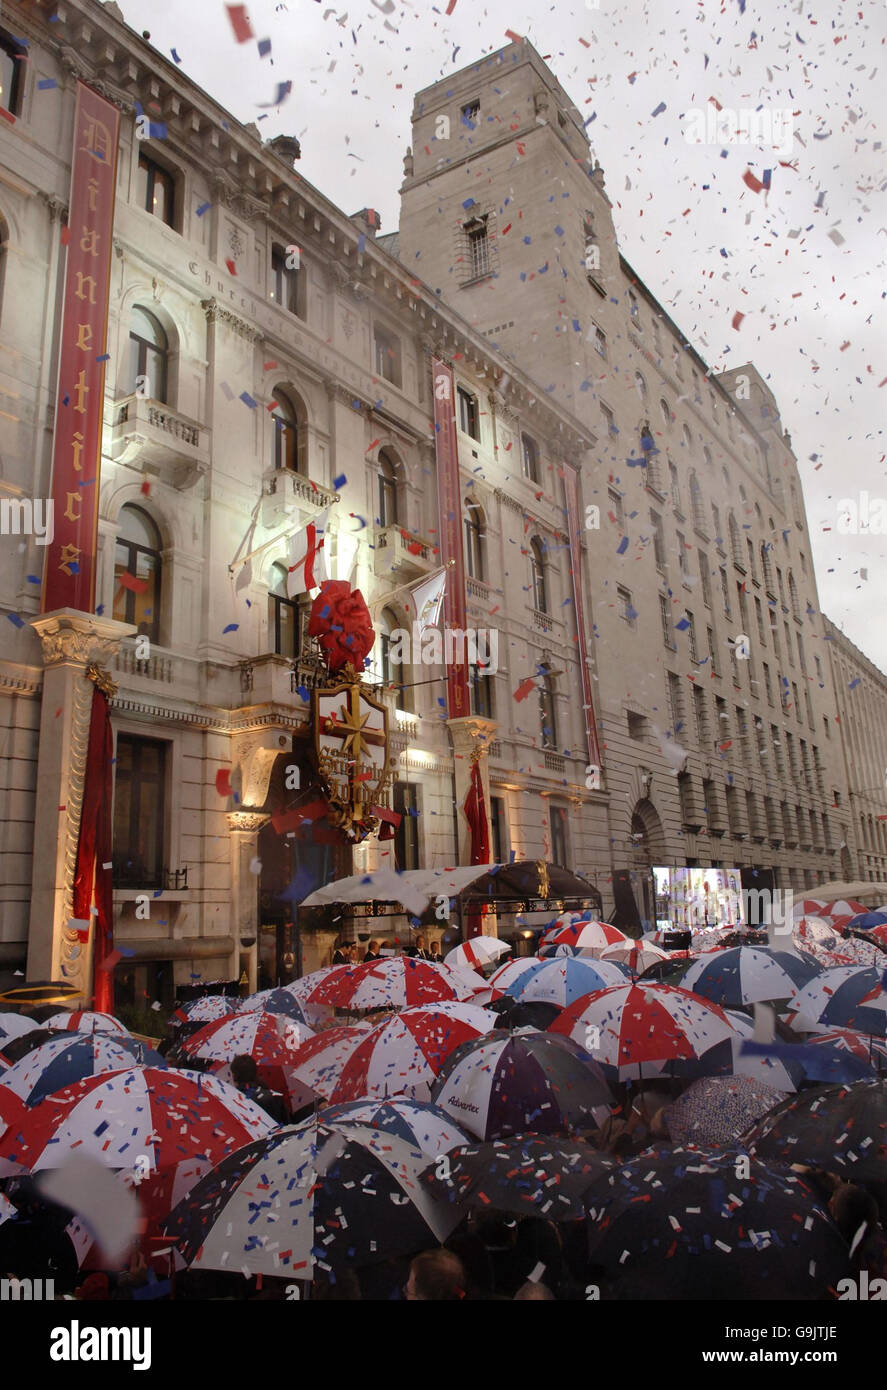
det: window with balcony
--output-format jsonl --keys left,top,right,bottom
{"left": 521, "top": 432, "right": 540, "bottom": 483}
{"left": 270, "top": 388, "right": 305, "bottom": 473}
{"left": 530, "top": 537, "right": 548, "bottom": 613}
{"left": 464, "top": 498, "right": 485, "bottom": 580}
{"left": 268, "top": 562, "right": 298, "bottom": 658}
{"left": 113, "top": 505, "right": 162, "bottom": 644}
{"left": 113, "top": 735, "right": 167, "bottom": 889}
{"left": 136, "top": 151, "right": 176, "bottom": 228}
{"left": 617, "top": 585, "right": 635, "bottom": 627}
{"left": 129, "top": 306, "right": 169, "bottom": 403}
{"left": 378, "top": 449, "right": 399, "bottom": 528}
{"left": 458, "top": 386, "right": 479, "bottom": 440}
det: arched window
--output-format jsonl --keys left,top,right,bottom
{"left": 114, "top": 504, "right": 162, "bottom": 643}
{"left": 464, "top": 499, "right": 485, "bottom": 581}
{"left": 682, "top": 424, "right": 692, "bottom": 451}
{"left": 372, "top": 607, "right": 412, "bottom": 709}
{"left": 530, "top": 537, "right": 547, "bottom": 613}
{"left": 689, "top": 471, "right": 706, "bottom": 532}
{"left": 521, "top": 433, "right": 539, "bottom": 483}
{"left": 788, "top": 571, "right": 800, "bottom": 621}
{"left": 129, "top": 306, "right": 168, "bottom": 402}
{"left": 269, "top": 561, "right": 299, "bottom": 658}
{"left": 271, "top": 388, "right": 303, "bottom": 473}
{"left": 539, "top": 673, "right": 558, "bottom": 749}
{"left": 660, "top": 399, "right": 672, "bottom": 427}
{"left": 702, "top": 445, "right": 712, "bottom": 470}
{"left": 634, "top": 371, "right": 647, "bottom": 403}
{"left": 378, "top": 449, "right": 399, "bottom": 527}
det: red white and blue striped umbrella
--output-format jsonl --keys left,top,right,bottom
{"left": 172, "top": 995, "right": 239, "bottom": 1026}
{"left": 600, "top": 940, "right": 670, "bottom": 975}
{"left": 179, "top": 1010, "right": 315, "bottom": 1107}
{"left": 786, "top": 966, "right": 887, "bottom": 1037}
{"left": 539, "top": 919, "right": 629, "bottom": 955}
{"left": 41, "top": 1010, "right": 130, "bottom": 1036}
{"left": 677, "top": 947, "right": 820, "bottom": 1007}
{"left": 431, "top": 1030, "right": 612, "bottom": 1140}
{"left": 320, "top": 1098, "right": 471, "bottom": 1156}
{"left": 237, "top": 988, "right": 313, "bottom": 1026}
{"left": 0, "top": 1033, "right": 165, "bottom": 1106}
{"left": 287, "top": 1002, "right": 496, "bottom": 1103}
{"left": 488, "top": 955, "right": 628, "bottom": 1008}
{"left": 304, "top": 957, "right": 483, "bottom": 1011}
{"left": 805, "top": 1028, "right": 887, "bottom": 1070}
{"left": 846, "top": 910, "right": 887, "bottom": 931}
{"left": 0, "top": 1014, "right": 40, "bottom": 1047}
{"left": 549, "top": 982, "right": 737, "bottom": 1080}
{"left": 444, "top": 938, "right": 511, "bottom": 971}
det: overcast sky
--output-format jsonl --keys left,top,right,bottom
{"left": 117, "top": 0, "right": 887, "bottom": 671}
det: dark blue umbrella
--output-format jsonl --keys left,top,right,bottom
{"left": 0, "top": 1032, "right": 165, "bottom": 1105}
{"left": 677, "top": 947, "right": 819, "bottom": 1007}
{"left": 846, "top": 911, "right": 887, "bottom": 931}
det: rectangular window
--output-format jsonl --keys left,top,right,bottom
{"left": 746, "top": 790, "right": 760, "bottom": 837}
{"left": 0, "top": 31, "right": 25, "bottom": 116}
{"left": 394, "top": 782, "right": 421, "bottom": 870}
{"left": 608, "top": 488, "right": 625, "bottom": 532}
{"left": 771, "top": 725, "right": 784, "bottom": 776}
{"left": 137, "top": 152, "right": 176, "bottom": 228}
{"left": 711, "top": 503, "right": 722, "bottom": 544}
{"left": 686, "top": 611, "right": 698, "bottom": 662}
{"left": 461, "top": 99, "right": 480, "bottom": 122}
{"left": 693, "top": 686, "right": 708, "bottom": 743}
{"left": 521, "top": 433, "right": 539, "bottom": 482}
{"left": 617, "top": 585, "right": 635, "bottom": 626}
{"left": 113, "top": 736, "right": 167, "bottom": 888}
{"left": 707, "top": 625, "right": 718, "bottom": 675}
{"left": 270, "top": 243, "right": 305, "bottom": 318}
{"left": 746, "top": 537, "right": 756, "bottom": 580}
{"left": 464, "top": 215, "right": 490, "bottom": 280}
{"left": 720, "top": 566, "right": 731, "bottom": 618}
{"left": 670, "top": 463, "right": 682, "bottom": 513}
{"left": 792, "top": 681, "right": 801, "bottom": 720}
{"left": 592, "top": 324, "right": 607, "bottom": 359}
{"left": 725, "top": 784, "right": 739, "bottom": 835}
{"left": 736, "top": 705, "right": 750, "bottom": 762}
{"left": 373, "top": 323, "right": 402, "bottom": 387}
{"left": 659, "top": 593, "right": 673, "bottom": 649}
{"left": 628, "top": 288, "right": 641, "bottom": 325}
{"left": 667, "top": 671, "right": 684, "bottom": 734}
{"left": 469, "top": 665, "right": 494, "bottom": 719}
{"left": 651, "top": 511, "right": 666, "bottom": 569}
{"left": 702, "top": 779, "right": 716, "bottom": 832}
{"left": 699, "top": 552, "right": 712, "bottom": 608}
{"left": 627, "top": 710, "right": 646, "bottom": 740}
{"left": 676, "top": 531, "right": 690, "bottom": 581}
{"left": 490, "top": 796, "right": 507, "bottom": 864}
{"left": 601, "top": 402, "right": 616, "bottom": 436}
{"left": 715, "top": 696, "right": 729, "bottom": 744}
{"left": 678, "top": 772, "right": 694, "bottom": 824}
{"left": 457, "top": 386, "right": 479, "bottom": 440}
{"left": 763, "top": 662, "right": 773, "bottom": 706}
{"left": 784, "top": 622, "right": 794, "bottom": 666}
{"left": 815, "top": 654, "right": 824, "bottom": 684}
{"left": 549, "top": 805, "right": 568, "bottom": 867}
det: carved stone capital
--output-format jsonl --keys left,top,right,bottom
{"left": 201, "top": 298, "right": 263, "bottom": 342}
{"left": 227, "top": 811, "right": 271, "bottom": 834}
{"left": 38, "top": 192, "right": 68, "bottom": 224}
{"left": 30, "top": 610, "right": 136, "bottom": 670}
{"left": 448, "top": 715, "right": 499, "bottom": 757}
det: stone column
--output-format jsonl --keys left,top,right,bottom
{"left": 27, "top": 609, "right": 135, "bottom": 996}
{"left": 226, "top": 810, "right": 270, "bottom": 993}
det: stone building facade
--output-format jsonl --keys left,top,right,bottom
{"left": 823, "top": 617, "right": 887, "bottom": 883}
{"left": 0, "top": 0, "right": 609, "bottom": 1005}
{"left": 394, "top": 39, "right": 859, "bottom": 921}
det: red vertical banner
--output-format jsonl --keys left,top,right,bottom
{"left": 431, "top": 357, "right": 470, "bottom": 718}
{"left": 42, "top": 83, "right": 120, "bottom": 615}
{"left": 563, "top": 464, "right": 602, "bottom": 771}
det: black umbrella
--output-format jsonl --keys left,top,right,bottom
{"left": 585, "top": 1145, "right": 853, "bottom": 1300}
{"left": 421, "top": 1134, "right": 615, "bottom": 1221}
{"left": 0, "top": 982, "right": 81, "bottom": 1005}
{"left": 488, "top": 998, "right": 564, "bottom": 1031}
{"left": 742, "top": 1078, "right": 887, "bottom": 1182}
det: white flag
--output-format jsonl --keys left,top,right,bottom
{"left": 286, "top": 507, "right": 331, "bottom": 597}
{"left": 410, "top": 568, "right": 447, "bottom": 637}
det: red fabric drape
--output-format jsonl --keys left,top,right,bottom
{"left": 72, "top": 685, "right": 114, "bottom": 1011}
{"left": 463, "top": 760, "right": 490, "bottom": 940}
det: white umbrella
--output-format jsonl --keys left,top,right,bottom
{"left": 444, "top": 938, "right": 511, "bottom": 970}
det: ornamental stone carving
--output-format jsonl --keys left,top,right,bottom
{"left": 201, "top": 298, "right": 263, "bottom": 342}
{"left": 227, "top": 811, "right": 271, "bottom": 834}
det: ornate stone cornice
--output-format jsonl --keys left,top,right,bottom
{"left": 201, "top": 298, "right": 263, "bottom": 342}
{"left": 30, "top": 611, "right": 136, "bottom": 670}
{"left": 38, "top": 191, "right": 68, "bottom": 224}
{"left": 56, "top": 47, "right": 135, "bottom": 113}
{"left": 227, "top": 811, "right": 271, "bottom": 834}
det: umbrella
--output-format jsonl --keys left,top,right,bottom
{"left": 0, "top": 981, "right": 81, "bottom": 1005}
{"left": 236, "top": 988, "right": 313, "bottom": 1026}
{"left": 163, "top": 1116, "right": 463, "bottom": 1277}
{"left": 548, "top": 982, "right": 737, "bottom": 1081}
{"left": 585, "top": 1145, "right": 852, "bottom": 1300}
{"left": 489, "top": 998, "right": 564, "bottom": 1031}
{"left": 822, "top": 900, "right": 867, "bottom": 919}
{"left": 0, "top": 1068, "right": 275, "bottom": 1180}
{"left": 742, "top": 1078, "right": 887, "bottom": 1182}
{"left": 787, "top": 966, "right": 887, "bottom": 1037}
{"left": 663, "top": 1076, "right": 788, "bottom": 1147}
{"left": 0, "top": 1014, "right": 40, "bottom": 1046}
{"left": 792, "top": 898, "right": 828, "bottom": 920}
{"left": 286, "top": 1002, "right": 496, "bottom": 1103}
{"left": 0, "top": 1033, "right": 166, "bottom": 1106}
{"left": 420, "top": 1134, "right": 616, "bottom": 1221}
{"left": 171, "top": 995, "right": 239, "bottom": 1027}
{"left": 676, "top": 947, "right": 820, "bottom": 1007}
{"left": 487, "top": 956, "right": 628, "bottom": 1008}
{"left": 444, "top": 938, "right": 511, "bottom": 971}
{"left": 600, "top": 940, "right": 670, "bottom": 975}
{"left": 304, "top": 956, "right": 483, "bottom": 1011}
{"left": 277, "top": 967, "right": 349, "bottom": 1026}
{"left": 320, "top": 1098, "right": 471, "bottom": 1156}
{"left": 0, "top": 1085, "right": 32, "bottom": 1177}
{"left": 40, "top": 1011, "right": 130, "bottom": 1036}
{"left": 539, "top": 919, "right": 629, "bottom": 954}
{"left": 178, "top": 1010, "right": 316, "bottom": 1109}
{"left": 846, "top": 911, "right": 887, "bottom": 931}
{"left": 805, "top": 1028, "right": 887, "bottom": 1073}
{"left": 431, "top": 1030, "right": 612, "bottom": 1140}
{"left": 0, "top": 1027, "right": 71, "bottom": 1066}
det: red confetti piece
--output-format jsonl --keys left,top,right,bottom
{"left": 60, "top": 225, "right": 70, "bottom": 244}
{"left": 742, "top": 169, "right": 765, "bottom": 193}
{"left": 263, "top": 360, "right": 278, "bottom": 371}
{"left": 225, "top": 258, "right": 237, "bottom": 276}
{"left": 445, "top": 0, "right": 458, "bottom": 11}
{"left": 732, "top": 311, "right": 745, "bottom": 331}
{"left": 513, "top": 677, "right": 536, "bottom": 702}
{"left": 140, "top": 480, "right": 151, "bottom": 496}
{"left": 226, "top": 3, "right": 254, "bottom": 43}
{"left": 117, "top": 572, "right": 149, "bottom": 594}
{"left": 215, "top": 768, "right": 234, "bottom": 798}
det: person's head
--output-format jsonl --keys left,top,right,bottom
{"left": 514, "top": 1280, "right": 555, "bottom": 1300}
{"left": 829, "top": 1182, "right": 879, "bottom": 1247}
{"left": 415, "top": 935, "right": 425, "bottom": 950}
{"left": 430, "top": 940, "right": 441, "bottom": 954}
{"left": 230, "top": 1054, "right": 258, "bottom": 1088}
{"left": 405, "top": 1249, "right": 466, "bottom": 1301}
{"left": 367, "top": 940, "right": 379, "bottom": 955}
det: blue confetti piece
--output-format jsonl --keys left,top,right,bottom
{"left": 6, "top": 613, "right": 25, "bottom": 629}
{"left": 258, "top": 37, "right": 272, "bottom": 57}
{"left": 196, "top": 201, "right": 212, "bottom": 217}
{"left": 223, "top": 623, "right": 239, "bottom": 634}
{"left": 675, "top": 617, "right": 690, "bottom": 631}
{"left": 38, "top": 78, "right": 58, "bottom": 90}
{"left": 240, "top": 392, "right": 258, "bottom": 408}
{"left": 171, "top": 48, "right": 182, "bottom": 63}
{"left": 26, "top": 574, "right": 41, "bottom": 584}
{"left": 616, "top": 536, "right": 629, "bottom": 555}
{"left": 849, "top": 677, "right": 861, "bottom": 690}
{"left": 358, "top": 233, "right": 367, "bottom": 254}
{"left": 554, "top": 225, "right": 564, "bottom": 237}
{"left": 96, "top": 604, "right": 105, "bottom": 615}
{"left": 651, "top": 102, "right": 666, "bottom": 117}
{"left": 297, "top": 684, "right": 310, "bottom": 702}
{"left": 462, "top": 198, "right": 476, "bottom": 209}
{"left": 333, "top": 473, "right": 347, "bottom": 490}
{"left": 69, "top": 562, "right": 80, "bottom": 574}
